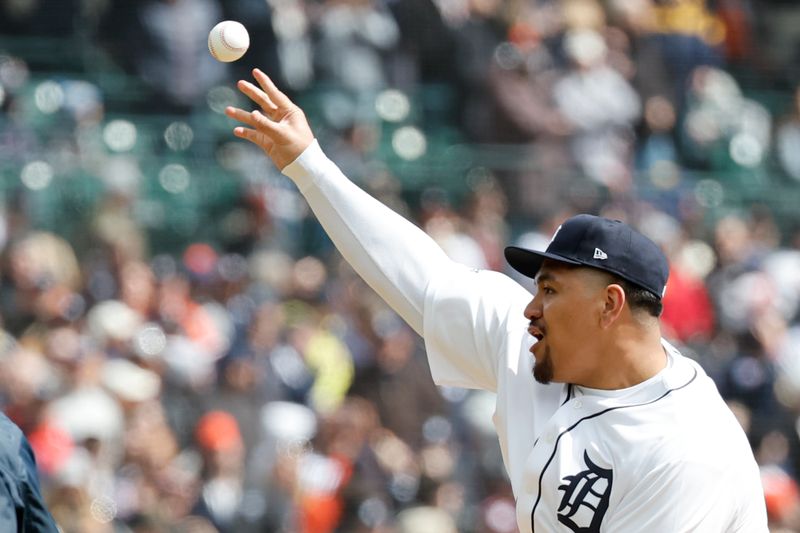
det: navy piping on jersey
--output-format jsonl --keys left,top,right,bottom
{"left": 530, "top": 366, "right": 699, "bottom": 532}
{"left": 561, "top": 384, "right": 574, "bottom": 406}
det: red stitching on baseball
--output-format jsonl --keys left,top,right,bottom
{"left": 220, "top": 25, "right": 245, "bottom": 51}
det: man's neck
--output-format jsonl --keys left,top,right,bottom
{"left": 584, "top": 327, "right": 667, "bottom": 390}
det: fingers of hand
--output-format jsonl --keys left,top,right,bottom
{"left": 233, "top": 127, "right": 274, "bottom": 151}
{"left": 237, "top": 80, "right": 278, "bottom": 114}
{"left": 253, "top": 69, "right": 293, "bottom": 109}
{"left": 250, "top": 110, "right": 280, "bottom": 133}
{"left": 226, "top": 107, "right": 281, "bottom": 136}
{"left": 225, "top": 106, "right": 259, "bottom": 128}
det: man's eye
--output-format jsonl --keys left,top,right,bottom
{"left": 542, "top": 287, "right": 555, "bottom": 295}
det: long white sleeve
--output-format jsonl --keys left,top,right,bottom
{"left": 282, "top": 140, "right": 453, "bottom": 335}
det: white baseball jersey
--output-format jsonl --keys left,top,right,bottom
{"left": 282, "top": 142, "right": 768, "bottom": 533}
{"left": 424, "top": 265, "right": 768, "bottom": 532}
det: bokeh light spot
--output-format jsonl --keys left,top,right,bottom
{"left": 164, "top": 121, "right": 194, "bottom": 151}
{"left": 206, "top": 86, "right": 238, "bottom": 113}
{"left": 729, "top": 132, "right": 763, "bottom": 168}
{"left": 90, "top": 496, "right": 117, "bottom": 523}
{"left": 494, "top": 41, "right": 523, "bottom": 70}
{"left": 103, "top": 120, "right": 138, "bottom": 152}
{"left": 134, "top": 324, "right": 167, "bottom": 358}
{"left": 375, "top": 89, "right": 410, "bottom": 122}
{"left": 392, "top": 126, "right": 426, "bottom": 160}
{"left": 694, "top": 179, "right": 724, "bottom": 208}
{"left": 158, "top": 164, "right": 191, "bottom": 194}
{"left": 34, "top": 81, "right": 64, "bottom": 114}
{"left": 0, "top": 55, "right": 29, "bottom": 89}
{"left": 20, "top": 161, "right": 53, "bottom": 190}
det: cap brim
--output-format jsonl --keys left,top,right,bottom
{"left": 504, "top": 246, "right": 582, "bottom": 279}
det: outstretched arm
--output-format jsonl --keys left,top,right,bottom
{"left": 225, "top": 69, "right": 453, "bottom": 335}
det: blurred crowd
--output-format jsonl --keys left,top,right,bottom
{"left": 2, "top": 0, "right": 800, "bottom": 532}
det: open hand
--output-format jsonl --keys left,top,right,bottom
{"left": 225, "top": 68, "right": 315, "bottom": 171}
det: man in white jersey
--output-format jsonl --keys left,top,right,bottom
{"left": 225, "top": 69, "right": 768, "bottom": 532}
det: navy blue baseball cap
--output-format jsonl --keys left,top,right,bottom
{"left": 504, "top": 214, "right": 669, "bottom": 299}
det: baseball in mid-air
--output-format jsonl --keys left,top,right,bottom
{"left": 208, "top": 21, "right": 249, "bottom": 62}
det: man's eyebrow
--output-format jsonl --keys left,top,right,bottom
{"left": 535, "top": 272, "right": 554, "bottom": 285}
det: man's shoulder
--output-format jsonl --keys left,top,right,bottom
{"left": 637, "top": 352, "right": 757, "bottom": 470}
{"left": 660, "top": 342, "right": 722, "bottom": 404}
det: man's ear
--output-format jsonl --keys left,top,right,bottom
{"left": 600, "top": 283, "right": 626, "bottom": 328}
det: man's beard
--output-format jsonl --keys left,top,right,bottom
{"left": 533, "top": 346, "right": 554, "bottom": 384}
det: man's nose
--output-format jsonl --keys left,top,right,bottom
{"left": 524, "top": 294, "right": 542, "bottom": 320}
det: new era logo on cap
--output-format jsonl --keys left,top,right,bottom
{"left": 504, "top": 214, "right": 669, "bottom": 299}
